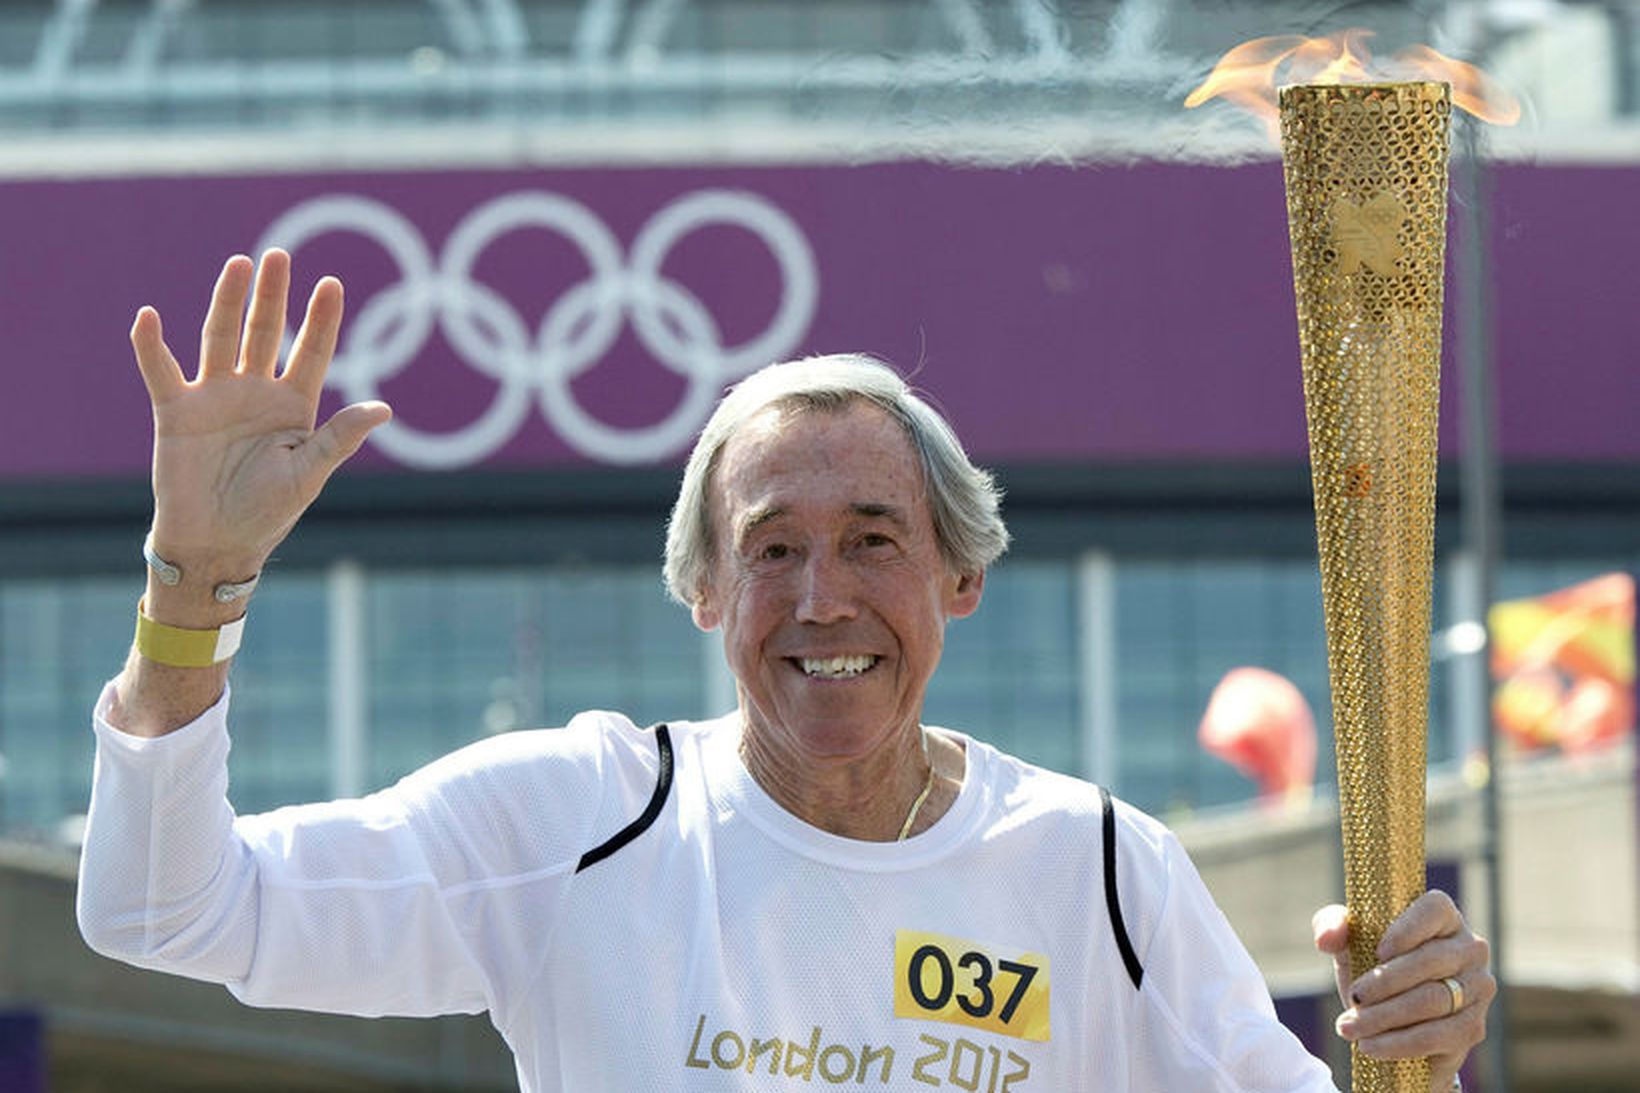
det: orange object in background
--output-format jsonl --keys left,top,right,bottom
{"left": 1199, "top": 667, "right": 1318, "bottom": 806}
{"left": 1490, "top": 573, "right": 1636, "bottom": 755}
{"left": 1492, "top": 668, "right": 1566, "bottom": 749}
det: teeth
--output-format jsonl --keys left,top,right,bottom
{"left": 800, "top": 655, "right": 876, "bottom": 679}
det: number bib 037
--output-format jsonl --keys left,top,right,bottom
{"left": 893, "top": 930, "right": 1050, "bottom": 1042}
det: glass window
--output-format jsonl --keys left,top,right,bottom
{"left": 226, "top": 573, "right": 331, "bottom": 814}
{"left": 1497, "top": 558, "right": 1636, "bottom": 602}
{"left": 2, "top": 548, "right": 1631, "bottom": 841}
{"left": 365, "top": 567, "right": 704, "bottom": 789}
{"left": 0, "top": 578, "right": 136, "bottom": 839}
{"left": 927, "top": 560, "right": 1080, "bottom": 776}
{"left": 1113, "top": 560, "right": 1333, "bottom": 817}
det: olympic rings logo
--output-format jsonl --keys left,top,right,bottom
{"left": 254, "top": 190, "right": 819, "bottom": 468}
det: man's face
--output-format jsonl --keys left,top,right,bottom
{"left": 693, "top": 400, "right": 983, "bottom": 763}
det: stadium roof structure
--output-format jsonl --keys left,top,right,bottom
{"left": 0, "top": 0, "right": 1630, "bottom": 172}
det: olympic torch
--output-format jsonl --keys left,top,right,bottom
{"left": 1188, "top": 31, "right": 1518, "bottom": 1093}
{"left": 1283, "top": 77, "right": 1447, "bottom": 1093}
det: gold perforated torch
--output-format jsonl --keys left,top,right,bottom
{"left": 1188, "top": 30, "right": 1518, "bottom": 1093}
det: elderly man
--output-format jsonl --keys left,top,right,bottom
{"left": 79, "top": 251, "right": 1493, "bottom": 1091}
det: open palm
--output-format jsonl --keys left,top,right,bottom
{"left": 134, "top": 250, "right": 390, "bottom": 579}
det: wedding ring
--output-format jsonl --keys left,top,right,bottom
{"left": 1441, "top": 975, "right": 1465, "bottom": 1015}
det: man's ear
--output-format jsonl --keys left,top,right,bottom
{"left": 947, "top": 570, "right": 985, "bottom": 620}
{"left": 692, "top": 590, "right": 721, "bottom": 632}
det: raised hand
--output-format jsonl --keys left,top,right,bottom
{"left": 1313, "top": 891, "right": 1494, "bottom": 1091}
{"left": 133, "top": 250, "right": 390, "bottom": 591}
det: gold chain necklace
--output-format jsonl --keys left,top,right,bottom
{"left": 896, "top": 726, "right": 936, "bottom": 841}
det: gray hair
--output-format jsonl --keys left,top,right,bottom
{"left": 663, "top": 353, "right": 1010, "bottom": 606}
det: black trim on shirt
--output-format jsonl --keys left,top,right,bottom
{"left": 1101, "top": 784, "right": 1145, "bottom": 989}
{"left": 575, "top": 725, "right": 674, "bottom": 873}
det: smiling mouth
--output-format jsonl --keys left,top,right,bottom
{"left": 794, "top": 655, "right": 880, "bottom": 679}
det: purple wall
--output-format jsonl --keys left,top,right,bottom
{"left": 0, "top": 1011, "right": 43, "bottom": 1093}
{"left": 0, "top": 161, "right": 1631, "bottom": 479}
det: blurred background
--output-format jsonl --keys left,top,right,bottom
{"left": 0, "top": 0, "right": 1634, "bottom": 1089}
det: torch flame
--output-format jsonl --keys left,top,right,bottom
{"left": 1396, "top": 44, "right": 1522, "bottom": 126}
{"left": 1301, "top": 27, "right": 1377, "bottom": 86}
{"left": 1185, "top": 29, "right": 1521, "bottom": 136}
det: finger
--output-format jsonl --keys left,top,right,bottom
{"left": 130, "top": 307, "right": 186, "bottom": 404}
{"left": 1350, "top": 932, "right": 1488, "bottom": 1007}
{"left": 1357, "top": 1016, "right": 1479, "bottom": 1068}
{"left": 1312, "top": 904, "right": 1349, "bottom": 952}
{"left": 1351, "top": 991, "right": 1489, "bottom": 1064}
{"left": 1311, "top": 904, "right": 1352, "bottom": 1006}
{"left": 199, "top": 254, "right": 254, "bottom": 379}
{"left": 1345, "top": 967, "right": 1494, "bottom": 1041}
{"left": 1377, "top": 889, "right": 1462, "bottom": 961}
{"left": 302, "top": 401, "right": 391, "bottom": 482}
{"left": 282, "top": 276, "right": 344, "bottom": 399}
{"left": 1338, "top": 1000, "right": 1489, "bottom": 1081}
{"left": 239, "top": 248, "right": 292, "bottom": 377}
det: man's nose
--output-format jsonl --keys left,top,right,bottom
{"left": 795, "top": 552, "right": 858, "bottom": 624}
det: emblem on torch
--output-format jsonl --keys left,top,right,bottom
{"left": 1332, "top": 192, "right": 1410, "bottom": 277}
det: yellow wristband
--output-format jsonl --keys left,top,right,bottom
{"left": 134, "top": 600, "right": 246, "bottom": 668}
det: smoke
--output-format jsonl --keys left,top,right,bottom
{"left": 781, "top": 0, "right": 1539, "bottom": 170}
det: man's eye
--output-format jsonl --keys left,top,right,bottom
{"left": 758, "top": 543, "right": 790, "bottom": 561}
{"left": 860, "top": 533, "right": 894, "bottom": 549}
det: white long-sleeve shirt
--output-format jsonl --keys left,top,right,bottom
{"left": 78, "top": 682, "right": 1338, "bottom": 1091}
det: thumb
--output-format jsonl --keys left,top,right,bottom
{"left": 1312, "top": 904, "right": 1349, "bottom": 953}
{"left": 1312, "top": 904, "right": 1353, "bottom": 1007}
{"left": 308, "top": 400, "right": 392, "bottom": 478}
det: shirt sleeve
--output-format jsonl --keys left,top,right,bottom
{"left": 76, "top": 681, "right": 627, "bottom": 1020}
{"left": 1120, "top": 808, "right": 1340, "bottom": 1093}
